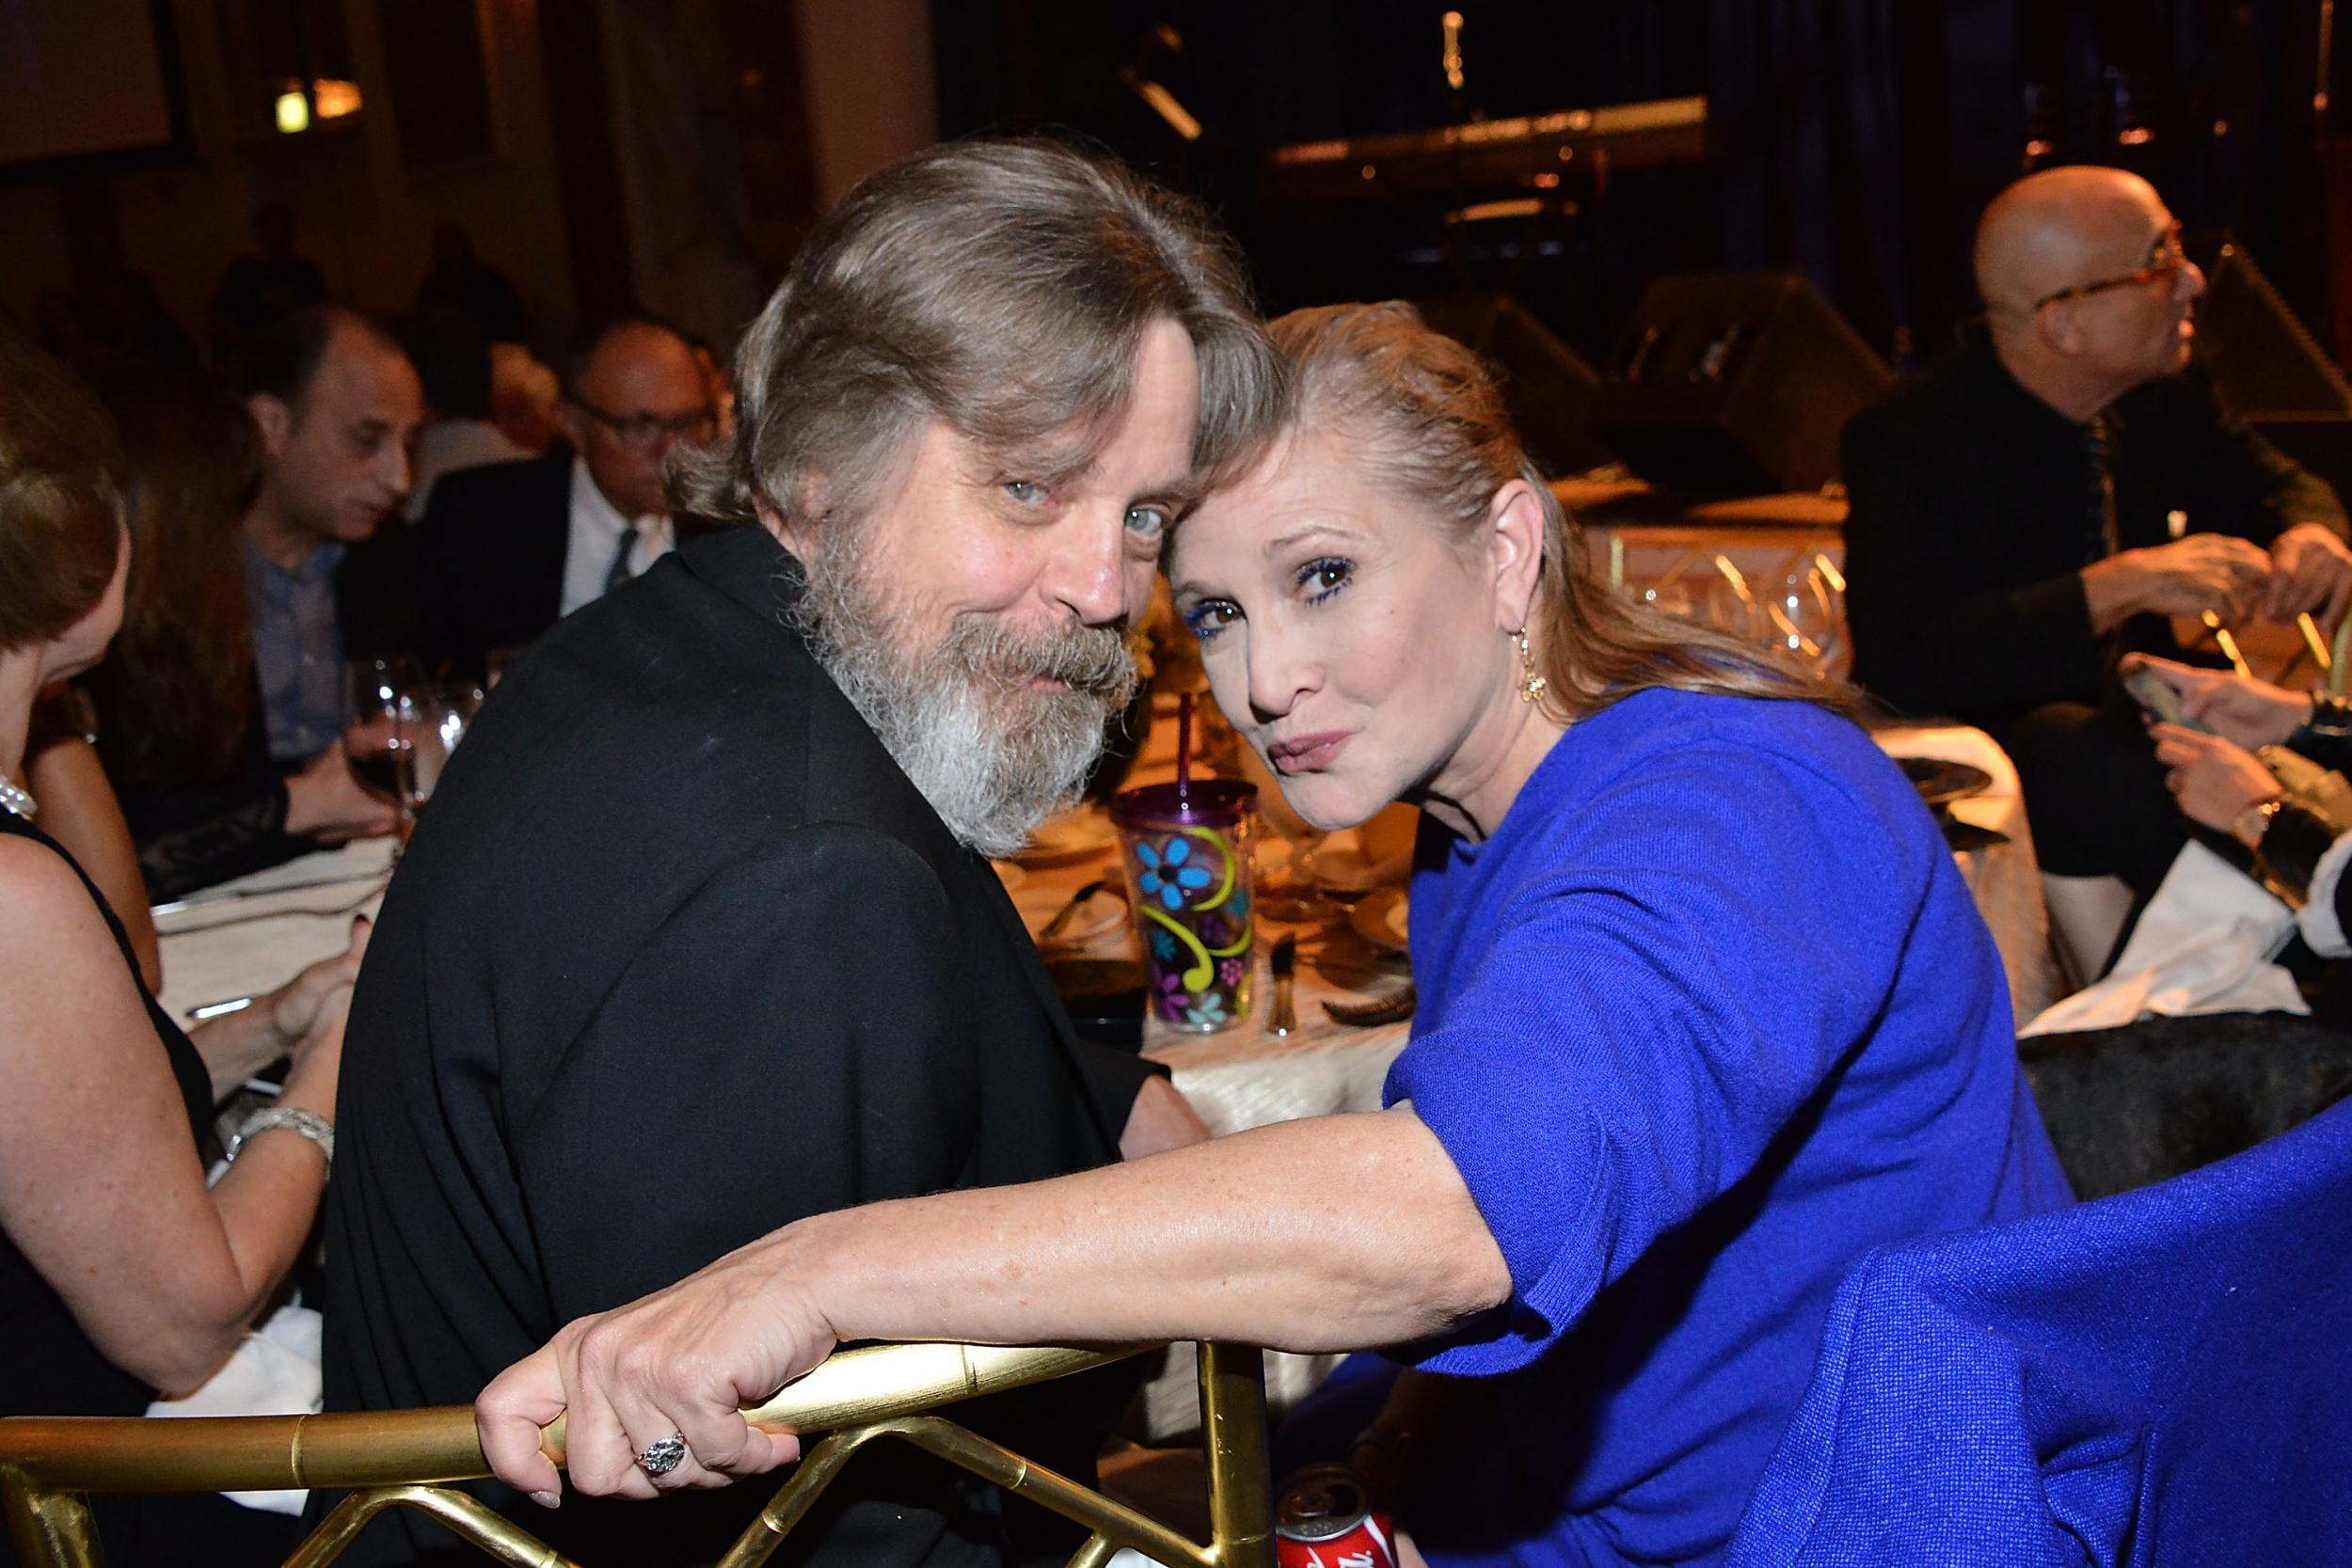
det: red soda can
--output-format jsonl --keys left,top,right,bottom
{"left": 1274, "top": 1464, "right": 1398, "bottom": 1568}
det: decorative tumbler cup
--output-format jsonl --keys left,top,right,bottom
{"left": 1109, "top": 779, "right": 1257, "bottom": 1033}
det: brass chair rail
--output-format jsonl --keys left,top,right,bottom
{"left": 0, "top": 1340, "right": 1276, "bottom": 1568}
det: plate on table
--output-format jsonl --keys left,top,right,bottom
{"left": 1894, "top": 755, "right": 1994, "bottom": 812}
{"left": 1350, "top": 886, "right": 1410, "bottom": 952}
{"left": 1018, "top": 810, "right": 1119, "bottom": 864}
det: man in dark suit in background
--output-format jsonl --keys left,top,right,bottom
{"left": 315, "top": 139, "right": 1277, "bottom": 1567}
{"left": 1842, "top": 165, "right": 2352, "bottom": 910}
{"left": 413, "top": 316, "right": 714, "bottom": 678}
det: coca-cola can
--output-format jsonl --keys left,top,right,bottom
{"left": 1274, "top": 1464, "right": 1397, "bottom": 1568}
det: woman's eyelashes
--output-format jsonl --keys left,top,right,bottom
{"left": 1182, "top": 559, "right": 1358, "bottom": 643}
{"left": 1298, "top": 556, "right": 1354, "bottom": 605}
{"left": 1183, "top": 598, "right": 1241, "bottom": 642}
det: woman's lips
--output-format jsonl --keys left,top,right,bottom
{"left": 1267, "top": 731, "right": 1349, "bottom": 774}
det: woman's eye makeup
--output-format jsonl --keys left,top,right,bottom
{"left": 1182, "top": 599, "right": 1241, "bottom": 641}
{"left": 1297, "top": 556, "right": 1354, "bottom": 603}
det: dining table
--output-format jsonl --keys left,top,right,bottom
{"left": 150, "top": 703, "right": 2056, "bottom": 1438}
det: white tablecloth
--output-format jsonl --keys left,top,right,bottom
{"left": 153, "top": 839, "right": 394, "bottom": 1026}
{"left": 1868, "top": 722, "right": 2059, "bottom": 1024}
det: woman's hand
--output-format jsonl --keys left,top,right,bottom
{"left": 477, "top": 1228, "right": 828, "bottom": 1504}
{"left": 266, "top": 915, "right": 370, "bottom": 1056}
{"left": 2125, "top": 656, "right": 2310, "bottom": 752}
{"left": 283, "top": 745, "right": 400, "bottom": 842}
{"left": 2151, "top": 723, "right": 2282, "bottom": 838}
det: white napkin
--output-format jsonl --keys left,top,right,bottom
{"left": 2020, "top": 841, "right": 2310, "bottom": 1037}
{"left": 144, "top": 1303, "right": 323, "bottom": 1514}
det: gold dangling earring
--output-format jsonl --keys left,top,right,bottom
{"left": 1513, "top": 627, "right": 1548, "bottom": 705}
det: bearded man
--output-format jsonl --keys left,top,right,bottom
{"left": 313, "top": 140, "right": 1279, "bottom": 1568}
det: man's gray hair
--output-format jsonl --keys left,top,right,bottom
{"left": 677, "top": 138, "right": 1282, "bottom": 531}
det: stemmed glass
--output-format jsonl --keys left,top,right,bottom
{"left": 408, "top": 682, "right": 485, "bottom": 804}
{"left": 1229, "top": 727, "right": 1336, "bottom": 926}
{"left": 342, "top": 657, "right": 426, "bottom": 846}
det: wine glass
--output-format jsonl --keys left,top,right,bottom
{"left": 408, "top": 682, "right": 485, "bottom": 803}
{"left": 343, "top": 657, "right": 425, "bottom": 844}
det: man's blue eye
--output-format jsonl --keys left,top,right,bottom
{"left": 1125, "top": 505, "right": 1168, "bottom": 534}
{"left": 1004, "top": 480, "right": 1045, "bottom": 504}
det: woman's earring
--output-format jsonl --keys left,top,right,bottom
{"left": 1513, "top": 627, "right": 1548, "bottom": 705}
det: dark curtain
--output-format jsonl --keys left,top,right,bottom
{"left": 1708, "top": 0, "right": 2019, "bottom": 362}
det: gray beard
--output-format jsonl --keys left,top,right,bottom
{"left": 788, "top": 534, "right": 1139, "bottom": 861}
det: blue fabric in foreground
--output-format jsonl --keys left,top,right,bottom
{"left": 1727, "top": 1095, "right": 2352, "bottom": 1567}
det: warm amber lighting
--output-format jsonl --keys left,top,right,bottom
{"left": 275, "top": 89, "right": 310, "bottom": 135}
{"left": 2117, "top": 126, "right": 2153, "bottom": 146}
{"left": 314, "top": 78, "right": 363, "bottom": 119}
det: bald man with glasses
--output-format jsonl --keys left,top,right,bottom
{"left": 414, "top": 316, "right": 718, "bottom": 680}
{"left": 1840, "top": 165, "right": 2352, "bottom": 937}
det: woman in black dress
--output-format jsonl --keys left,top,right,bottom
{"left": 0, "top": 338, "right": 364, "bottom": 1563}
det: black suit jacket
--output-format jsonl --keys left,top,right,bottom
{"left": 316, "top": 527, "right": 1156, "bottom": 1567}
{"left": 412, "top": 448, "right": 575, "bottom": 680}
{"left": 1841, "top": 331, "right": 2348, "bottom": 732}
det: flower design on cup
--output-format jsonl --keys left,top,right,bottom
{"left": 1184, "top": 994, "right": 1231, "bottom": 1028}
{"left": 1135, "top": 837, "right": 1215, "bottom": 911}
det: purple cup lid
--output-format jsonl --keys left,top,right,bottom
{"left": 1109, "top": 778, "right": 1258, "bottom": 829}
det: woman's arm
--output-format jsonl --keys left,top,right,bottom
{"left": 24, "top": 732, "right": 162, "bottom": 993}
{"left": 0, "top": 838, "right": 351, "bottom": 1395}
{"left": 477, "top": 1107, "right": 1510, "bottom": 1501}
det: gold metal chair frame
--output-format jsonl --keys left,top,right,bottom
{"left": 0, "top": 1340, "right": 1274, "bottom": 1568}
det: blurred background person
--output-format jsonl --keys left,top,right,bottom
{"left": 76, "top": 366, "right": 393, "bottom": 899}
{"left": 0, "top": 334, "right": 366, "bottom": 1568}
{"left": 398, "top": 307, "right": 527, "bottom": 523}
{"left": 235, "top": 306, "right": 425, "bottom": 767}
{"left": 488, "top": 343, "right": 563, "bottom": 457}
{"left": 413, "top": 222, "right": 530, "bottom": 347}
{"left": 1843, "top": 166, "right": 2352, "bottom": 946}
{"left": 207, "top": 202, "right": 327, "bottom": 374}
{"left": 414, "top": 315, "right": 714, "bottom": 678}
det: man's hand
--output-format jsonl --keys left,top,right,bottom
{"left": 1120, "top": 1073, "right": 1213, "bottom": 1160}
{"left": 2151, "top": 722, "right": 2282, "bottom": 838}
{"left": 477, "top": 1233, "right": 829, "bottom": 1505}
{"left": 2083, "top": 535, "right": 2270, "bottom": 631}
{"left": 2265, "top": 522, "right": 2352, "bottom": 629}
{"left": 283, "top": 744, "right": 400, "bottom": 842}
{"left": 2123, "top": 655, "right": 2311, "bottom": 752}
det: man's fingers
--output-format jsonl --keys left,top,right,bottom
{"left": 2325, "top": 570, "right": 2352, "bottom": 637}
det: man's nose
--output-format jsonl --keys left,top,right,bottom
{"left": 1044, "top": 514, "right": 1129, "bottom": 626}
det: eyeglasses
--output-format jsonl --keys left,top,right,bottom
{"left": 570, "top": 398, "right": 716, "bottom": 454}
{"left": 2032, "top": 229, "right": 2192, "bottom": 311}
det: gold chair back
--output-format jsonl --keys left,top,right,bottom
{"left": 0, "top": 1340, "right": 1274, "bottom": 1568}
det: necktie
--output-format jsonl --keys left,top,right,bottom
{"left": 602, "top": 522, "right": 637, "bottom": 594}
{"left": 2083, "top": 414, "right": 2120, "bottom": 566}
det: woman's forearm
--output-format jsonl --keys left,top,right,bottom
{"left": 793, "top": 1109, "right": 1510, "bottom": 1354}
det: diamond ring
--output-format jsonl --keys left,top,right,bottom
{"left": 637, "top": 1433, "right": 690, "bottom": 1478}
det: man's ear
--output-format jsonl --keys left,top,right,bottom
{"left": 2035, "top": 302, "right": 2084, "bottom": 360}
{"left": 247, "top": 393, "right": 294, "bottom": 457}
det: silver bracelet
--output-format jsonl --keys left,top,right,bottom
{"left": 226, "top": 1106, "right": 335, "bottom": 1167}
